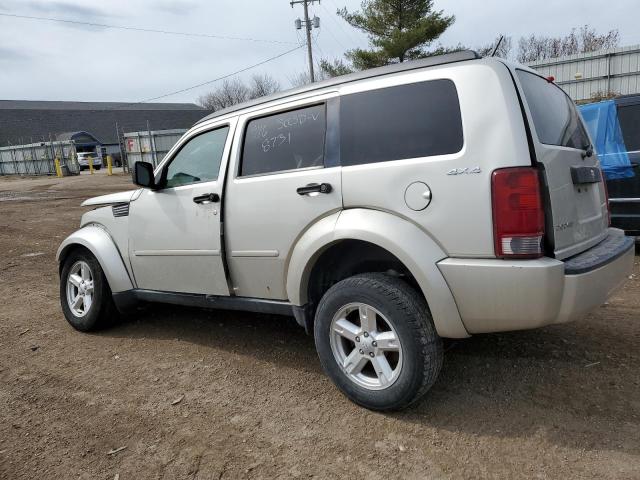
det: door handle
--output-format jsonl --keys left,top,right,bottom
{"left": 296, "top": 183, "right": 332, "bottom": 196}
{"left": 193, "top": 193, "right": 220, "bottom": 204}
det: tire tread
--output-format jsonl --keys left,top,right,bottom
{"left": 315, "top": 272, "right": 443, "bottom": 410}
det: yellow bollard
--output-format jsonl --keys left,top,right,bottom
{"left": 54, "top": 157, "right": 63, "bottom": 178}
{"left": 88, "top": 156, "right": 94, "bottom": 174}
{"left": 106, "top": 155, "right": 113, "bottom": 176}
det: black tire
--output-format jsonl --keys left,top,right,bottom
{"left": 59, "top": 249, "right": 119, "bottom": 331}
{"left": 314, "top": 273, "right": 443, "bottom": 411}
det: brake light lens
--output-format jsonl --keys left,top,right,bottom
{"left": 492, "top": 167, "right": 545, "bottom": 258}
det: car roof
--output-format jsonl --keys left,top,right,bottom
{"left": 196, "top": 50, "right": 480, "bottom": 125}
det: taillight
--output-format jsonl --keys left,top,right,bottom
{"left": 491, "top": 167, "right": 545, "bottom": 258}
{"left": 601, "top": 171, "right": 611, "bottom": 226}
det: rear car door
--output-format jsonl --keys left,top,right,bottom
{"left": 224, "top": 95, "right": 342, "bottom": 300}
{"left": 513, "top": 69, "right": 609, "bottom": 259}
{"left": 128, "top": 120, "right": 235, "bottom": 295}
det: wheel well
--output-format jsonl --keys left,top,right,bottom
{"left": 307, "top": 240, "right": 419, "bottom": 314}
{"left": 58, "top": 244, "right": 91, "bottom": 274}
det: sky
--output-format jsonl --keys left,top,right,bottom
{"left": 0, "top": 0, "right": 638, "bottom": 105}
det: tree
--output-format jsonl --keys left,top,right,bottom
{"left": 517, "top": 25, "right": 619, "bottom": 63}
{"left": 247, "top": 73, "right": 281, "bottom": 98}
{"left": 319, "top": 58, "right": 354, "bottom": 78}
{"left": 198, "top": 78, "right": 248, "bottom": 111}
{"left": 336, "top": 0, "right": 455, "bottom": 70}
{"left": 289, "top": 60, "right": 342, "bottom": 87}
{"left": 476, "top": 35, "right": 513, "bottom": 59}
{"left": 198, "top": 74, "right": 281, "bottom": 111}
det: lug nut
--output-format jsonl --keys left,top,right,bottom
{"left": 359, "top": 349, "right": 364, "bottom": 354}
{"left": 355, "top": 336, "right": 360, "bottom": 342}
{"left": 363, "top": 332, "right": 369, "bottom": 337}
{"left": 372, "top": 341, "right": 377, "bottom": 347}
{"left": 369, "top": 352, "right": 374, "bottom": 358}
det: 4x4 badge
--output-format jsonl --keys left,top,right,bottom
{"left": 447, "top": 166, "right": 481, "bottom": 175}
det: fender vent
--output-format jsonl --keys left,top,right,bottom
{"left": 112, "top": 203, "right": 130, "bottom": 217}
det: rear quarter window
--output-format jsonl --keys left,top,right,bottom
{"left": 340, "top": 79, "right": 463, "bottom": 166}
{"left": 517, "top": 70, "right": 590, "bottom": 149}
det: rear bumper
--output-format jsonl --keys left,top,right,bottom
{"left": 438, "top": 229, "right": 635, "bottom": 334}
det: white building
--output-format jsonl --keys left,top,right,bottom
{"left": 529, "top": 45, "right": 640, "bottom": 102}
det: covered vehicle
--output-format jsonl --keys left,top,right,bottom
{"left": 579, "top": 97, "right": 640, "bottom": 237}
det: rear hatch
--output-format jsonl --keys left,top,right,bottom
{"left": 513, "top": 68, "right": 609, "bottom": 260}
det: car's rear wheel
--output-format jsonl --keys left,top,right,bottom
{"left": 314, "top": 273, "right": 443, "bottom": 411}
{"left": 60, "top": 249, "right": 118, "bottom": 331}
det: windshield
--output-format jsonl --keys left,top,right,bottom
{"left": 517, "top": 70, "right": 590, "bottom": 149}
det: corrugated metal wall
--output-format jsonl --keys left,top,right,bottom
{"left": 0, "top": 141, "right": 79, "bottom": 176}
{"left": 529, "top": 45, "right": 640, "bottom": 101}
{"left": 123, "top": 129, "right": 186, "bottom": 170}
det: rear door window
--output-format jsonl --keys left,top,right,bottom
{"left": 340, "top": 79, "right": 463, "bottom": 166}
{"left": 240, "top": 104, "right": 326, "bottom": 176}
{"left": 517, "top": 70, "right": 590, "bottom": 149}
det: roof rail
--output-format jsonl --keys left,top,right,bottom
{"left": 196, "top": 50, "right": 480, "bottom": 124}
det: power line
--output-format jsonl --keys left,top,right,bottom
{"left": 0, "top": 12, "right": 296, "bottom": 45}
{"left": 126, "top": 45, "right": 304, "bottom": 105}
{"left": 325, "top": 0, "right": 360, "bottom": 44}
{"left": 312, "top": 31, "right": 328, "bottom": 60}
{"left": 319, "top": 2, "right": 351, "bottom": 50}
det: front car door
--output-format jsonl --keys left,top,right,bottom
{"left": 128, "top": 119, "right": 236, "bottom": 295}
{"left": 224, "top": 94, "right": 342, "bottom": 300}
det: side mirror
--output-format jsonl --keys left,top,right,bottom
{"left": 133, "top": 161, "right": 158, "bottom": 189}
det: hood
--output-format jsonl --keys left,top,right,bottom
{"left": 81, "top": 190, "right": 139, "bottom": 207}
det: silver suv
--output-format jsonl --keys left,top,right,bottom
{"left": 57, "top": 51, "right": 635, "bottom": 410}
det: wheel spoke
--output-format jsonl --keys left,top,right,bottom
{"left": 72, "top": 294, "right": 83, "bottom": 310}
{"left": 68, "top": 274, "right": 82, "bottom": 288}
{"left": 358, "top": 305, "right": 377, "bottom": 332}
{"left": 343, "top": 349, "right": 368, "bottom": 375}
{"left": 81, "top": 263, "right": 90, "bottom": 281}
{"left": 333, "top": 318, "right": 361, "bottom": 342}
{"left": 373, "top": 331, "right": 400, "bottom": 352}
{"left": 83, "top": 294, "right": 92, "bottom": 312}
{"left": 371, "top": 354, "right": 394, "bottom": 387}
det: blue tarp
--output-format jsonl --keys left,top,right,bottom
{"left": 579, "top": 100, "right": 635, "bottom": 180}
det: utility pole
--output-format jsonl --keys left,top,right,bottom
{"left": 291, "top": 0, "right": 320, "bottom": 82}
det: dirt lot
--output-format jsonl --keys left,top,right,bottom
{"left": 0, "top": 171, "right": 639, "bottom": 479}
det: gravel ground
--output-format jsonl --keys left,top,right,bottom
{"left": 1, "top": 171, "right": 639, "bottom": 479}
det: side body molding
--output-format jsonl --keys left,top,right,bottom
{"left": 56, "top": 225, "right": 134, "bottom": 293}
{"left": 286, "top": 209, "right": 469, "bottom": 338}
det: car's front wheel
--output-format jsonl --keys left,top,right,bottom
{"left": 60, "top": 249, "right": 118, "bottom": 331}
{"left": 314, "top": 273, "right": 443, "bottom": 411}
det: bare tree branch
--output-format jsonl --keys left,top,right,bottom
{"left": 517, "top": 25, "right": 619, "bottom": 63}
{"left": 197, "top": 74, "right": 281, "bottom": 111}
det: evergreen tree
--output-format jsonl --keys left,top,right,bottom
{"left": 337, "top": 0, "right": 455, "bottom": 70}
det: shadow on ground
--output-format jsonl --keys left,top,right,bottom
{"left": 100, "top": 302, "right": 640, "bottom": 455}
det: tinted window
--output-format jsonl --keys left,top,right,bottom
{"left": 517, "top": 70, "right": 589, "bottom": 149}
{"left": 241, "top": 104, "right": 326, "bottom": 176}
{"left": 617, "top": 104, "right": 640, "bottom": 151}
{"left": 165, "top": 127, "right": 229, "bottom": 188}
{"left": 340, "top": 79, "right": 463, "bottom": 166}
